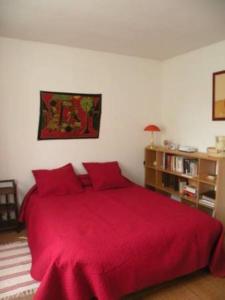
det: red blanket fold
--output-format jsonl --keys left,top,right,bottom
{"left": 20, "top": 185, "right": 225, "bottom": 300}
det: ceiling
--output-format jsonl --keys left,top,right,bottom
{"left": 1, "top": 0, "right": 225, "bottom": 60}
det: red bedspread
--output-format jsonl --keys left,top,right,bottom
{"left": 20, "top": 185, "right": 225, "bottom": 300}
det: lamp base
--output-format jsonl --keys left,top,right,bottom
{"left": 148, "top": 144, "right": 155, "bottom": 149}
{"left": 149, "top": 132, "right": 154, "bottom": 149}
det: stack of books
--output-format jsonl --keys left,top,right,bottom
{"left": 183, "top": 185, "right": 197, "bottom": 198}
{"left": 161, "top": 175, "right": 196, "bottom": 197}
{"left": 199, "top": 190, "right": 216, "bottom": 208}
{"left": 162, "top": 154, "right": 198, "bottom": 177}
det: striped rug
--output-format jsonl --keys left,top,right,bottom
{"left": 0, "top": 241, "right": 39, "bottom": 300}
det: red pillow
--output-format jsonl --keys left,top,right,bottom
{"left": 83, "top": 161, "right": 131, "bottom": 190}
{"left": 32, "top": 163, "right": 83, "bottom": 196}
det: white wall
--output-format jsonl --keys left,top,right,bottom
{"left": 0, "top": 37, "right": 162, "bottom": 202}
{"left": 162, "top": 40, "right": 225, "bottom": 151}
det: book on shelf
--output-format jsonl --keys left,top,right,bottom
{"left": 171, "top": 194, "right": 181, "bottom": 202}
{"left": 183, "top": 185, "right": 197, "bottom": 194}
{"left": 162, "top": 153, "right": 166, "bottom": 169}
{"left": 176, "top": 157, "right": 183, "bottom": 173}
{"left": 183, "top": 185, "right": 197, "bottom": 198}
{"left": 179, "top": 180, "right": 188, "bottom": 194}
{"left": 162, "top": 174, "right": 179, "bottom": 191}
{"left": 189, "top": 160, "right": 198, "bottom": 177}
{"left": 200, "top": 190, "right": 216, "bottom": 202}
{"left": 163, "top": 154, "right": 198, "bottom": 177}
{"left": 162, "top": 174, "right": 196, "bottom": 195}
{"left": 183, "top": 159, "right": 198, "bottom": 177}
{"left": 199, "top": 189, "right": 215, "bottom": 208}
{"left": 199, "top": 199, "right": 215, "bottom": 208}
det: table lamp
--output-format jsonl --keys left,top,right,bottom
{"left": 144, "top": 124, "right": 160, "bottom": 148}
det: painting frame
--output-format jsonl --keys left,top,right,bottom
{"left": 38, "top": 91, "right": 102, "bottom": 140}
{"left": 212, "top": 70, "right": 225, "bottom": 121}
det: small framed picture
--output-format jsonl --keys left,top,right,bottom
{"left": 212, "top": 70, "right": 225, "bottom": 120}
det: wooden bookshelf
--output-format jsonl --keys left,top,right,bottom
{"left": 144, "top": 146, "right": 225, "bottom": 226}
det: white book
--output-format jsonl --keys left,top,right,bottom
{"left": 176, "top": 157, "right": 183, "bottom": 173}
{"left": 179, "top": 181, "right": 187, "bottom": 194}
{"left": 202, "top": 195, "right": 215, "bottom": 202}
{"left": 171, "top": 194, "right": 181, "bottom": 202}
{"left": 184, "top": 185, "right": 197, "bottom": 194}
{"left": 199, "top": 199, "right": 215, "bottom": 208}
{"left": 190, "top": 160, "right": 198, "bottom": 177}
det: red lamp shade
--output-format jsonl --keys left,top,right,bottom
{"left": 144, "top": 124, "right": 160, "bottom": 132}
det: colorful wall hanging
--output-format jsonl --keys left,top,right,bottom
{"left": 38, "top": 91, "right": 102, "bottom": 140}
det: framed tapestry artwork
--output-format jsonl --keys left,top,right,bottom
{"left": 38, "top": 91, "right": 102, "bottom": 140}
{"left": 212, "top": 70, "right": 225, "bottom": 120}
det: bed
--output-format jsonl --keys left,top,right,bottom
{"left": 20, "top": 164, "right": 225, "bottom": 300}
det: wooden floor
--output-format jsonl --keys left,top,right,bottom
{"left": 1, "top": 231, "right": 225, "bottom": 300}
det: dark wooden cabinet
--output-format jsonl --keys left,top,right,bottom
{"left": 0, "top": 180, "right": 19, "bottom": 231}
